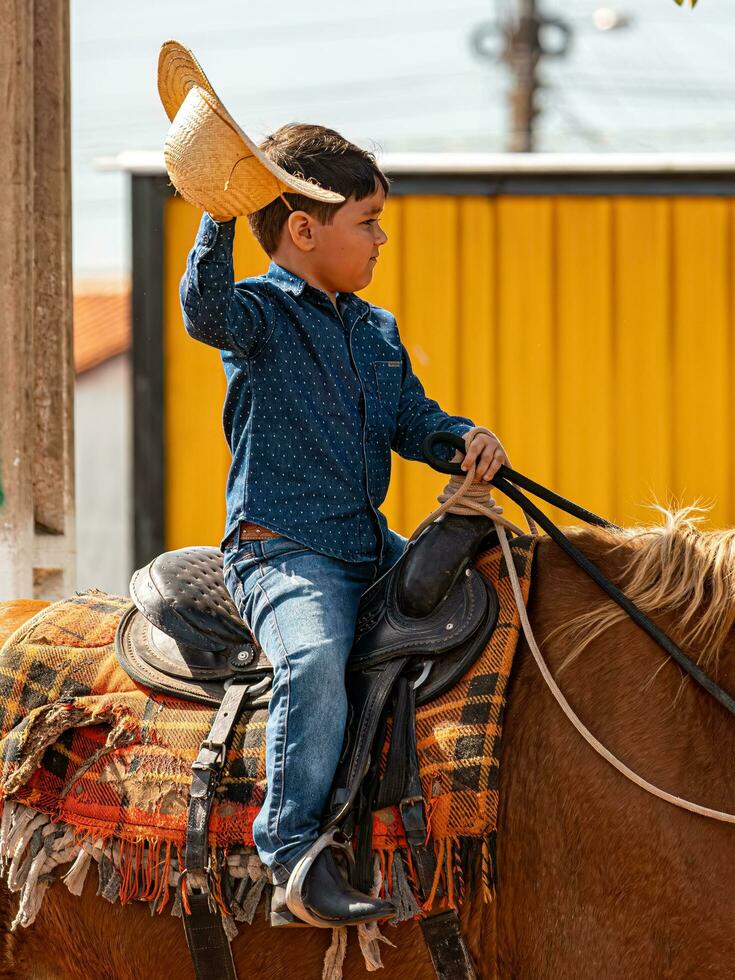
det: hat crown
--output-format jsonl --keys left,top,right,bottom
{"left": 158, "top": 40, "right": 345, "bottom": 218}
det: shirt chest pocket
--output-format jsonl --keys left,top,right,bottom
{"left": 372, "top": 360, "right": 402, "bottom": 421}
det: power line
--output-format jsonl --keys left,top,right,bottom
{"left": 71, "top": 4, "right": 488, "bottom": 60}
{"left": 471, "top": 0, "right": 572, "bottom": 151}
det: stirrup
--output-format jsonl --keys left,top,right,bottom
{"left": 284, "top": 828, "right": 356, "bottom": 929}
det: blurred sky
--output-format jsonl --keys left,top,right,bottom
{"left": 70, "top": 0, "right": 735, "bottom": 279}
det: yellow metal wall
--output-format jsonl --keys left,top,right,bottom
{"left": 163, "top": 193, "right": 735, "bottom": 550}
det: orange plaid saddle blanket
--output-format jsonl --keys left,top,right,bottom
{"left": 0, "top": 537, "right": 535, "bottom": 925}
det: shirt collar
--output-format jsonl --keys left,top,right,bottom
{"left": 266, "top": 261, "right": 307, "bottom": 296}
{"left": 266, "top": 261, "right": 369, "bottom": 316}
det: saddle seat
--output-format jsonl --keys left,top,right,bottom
{"left": 115, "top": 546, "right": 272, "bottom": 707}
{"left": 115, "top": 514, "right": 499, "bottom": 711}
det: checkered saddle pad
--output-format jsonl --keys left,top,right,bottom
{"left": 0, "top": 536, "right": 535, "bottom": 919}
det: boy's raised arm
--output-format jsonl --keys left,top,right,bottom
{"left": 179, "top": 213, "right": 272, "bottom": 357}
{"left": 391, "top": 343, "right": 474, "bottom": 462}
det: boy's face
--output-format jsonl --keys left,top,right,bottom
{"left": 289, "top": 183, "right": 388, "bottom": 294}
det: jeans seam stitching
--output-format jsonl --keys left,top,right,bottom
{"left": 271, "top": 862, "right": 291, "bottom": 884}
{"left": 254, "top": 578, "right": 290, "bottom": 849}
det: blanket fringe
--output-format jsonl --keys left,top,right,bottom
{"left": 0, "top": 800, "right": 271, "bottom": 929}
{"left": 322, "top": 927, "right": 348, "bottom": 980}
{"left": 0, "top": 799, "right": 494, "bottom": 975}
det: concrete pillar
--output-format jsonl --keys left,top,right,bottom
{"left": 0, "top": 0, "right": 75, "bottom": 600}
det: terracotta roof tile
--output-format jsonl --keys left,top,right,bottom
{"left": 73, "top": 280, "right": 131, "bottom": 375}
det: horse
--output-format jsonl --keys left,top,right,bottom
{"left": 1, "top": 508, "right": 734, "bottom": 979}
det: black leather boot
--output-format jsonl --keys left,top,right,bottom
{"left": 272, "top": 847, "right": 395, "bottom": 927}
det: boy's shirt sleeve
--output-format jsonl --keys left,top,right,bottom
{"left": 179, "top": 213, "right": 272, "bottom": 357}
{"left": 392, "top": 341, "right": 475, "bottom": 461}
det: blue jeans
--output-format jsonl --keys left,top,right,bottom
{"left": 222, "top": 529, "right": 406, "bottom": 883}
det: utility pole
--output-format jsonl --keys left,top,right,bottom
{"left": 507, "top": 0, "right": 542, "bottom": 152}
{"left": 0, "top": 0, "right": 75, "bottom": 600}
{"left": 471, "top": 0, "right": 571, "bottom": 152}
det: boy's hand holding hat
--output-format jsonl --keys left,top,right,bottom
{"left": 157, "top": 40, "right": 345, "bottom": 220}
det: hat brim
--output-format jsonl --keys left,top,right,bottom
{"left": 197, "top": 87, "right": 346, "bottom": 205}
{"left": 158, "top": 39, "right": 217, "bottom": 123}
{"left": 158, "top": 40, "right": 346, "bottom": 210}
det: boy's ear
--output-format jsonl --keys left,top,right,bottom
{"left": 286, "top": 210, "right": 317, "bottom": 252}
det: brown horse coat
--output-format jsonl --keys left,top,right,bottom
{"left": 1, "top": 528, "right": 735, "bottom": 979}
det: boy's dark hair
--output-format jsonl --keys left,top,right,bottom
{"left": 247, "top": 123, "right": 390, "bottom": 256}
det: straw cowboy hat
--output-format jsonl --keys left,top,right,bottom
{"left": 157, "top": 40, "right": 345, "bottom": 218}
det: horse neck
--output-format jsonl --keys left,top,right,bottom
{"left": 492, "top": 534, "right": 735, "bottom": 977}
{"left": 521, "top": 533, "right": 735, "bottom": 803}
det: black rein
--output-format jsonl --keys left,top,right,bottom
{"left": 422, "top": 432, "right": 735, "bottom": 720}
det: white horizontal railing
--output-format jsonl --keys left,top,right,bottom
{"left": 95, "top": 150, "right": 735, "bottom": 177}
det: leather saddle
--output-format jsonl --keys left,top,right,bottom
{"left": 115, "top": 547, "right": 271, "bottom": 707}
{"left": 113, "top": 512, "right": 499, "bottom": 973}
{"left": 115, "top": 514, "right": 499, "bottom": 713}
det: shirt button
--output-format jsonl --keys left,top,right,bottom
{"left": 202, "top": 234, "right": 210, "bottom": 244}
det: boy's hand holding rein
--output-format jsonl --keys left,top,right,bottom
{"left": 459, "top": 426, "right": 509, "bottom": 482}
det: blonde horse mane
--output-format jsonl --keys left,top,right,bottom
{"left": 552, "top": 505, "right": 735, "bottom": 675}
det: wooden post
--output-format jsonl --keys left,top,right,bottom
{"left": 507, "top": 0, "right": 541, "bottom": 153}
{"left": 0, "top": 0, "right": 75, "bottom": 600}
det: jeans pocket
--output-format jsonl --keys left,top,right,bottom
{"left": 223, "top": 541, "right": 256, "bottom": 572}
{"left": 225, "top": 553, "right": 262, "bottom": 619}
{"left": 260, "top": 536, "right": 312, "bottom": 563}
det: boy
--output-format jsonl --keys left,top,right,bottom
{"left": 179, "top": 123, "right": 508, "bottom": 927}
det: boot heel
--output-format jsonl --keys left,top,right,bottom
{"left": 270, "top": 906, "right": 309, "bottom": 928}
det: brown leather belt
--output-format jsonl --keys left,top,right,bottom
{"left": 238, "top": 521, "right": 282, "bottom": 542}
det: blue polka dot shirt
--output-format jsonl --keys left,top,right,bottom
{"left": 179, "top": 212, "right": 475, "bottom": 566}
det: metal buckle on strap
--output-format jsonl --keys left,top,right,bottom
{"left": 193, "top": 740, "right": 226, "bottom": 769}
{"left": 191, "top": 741, "right": 226, "bottom": 799}
{"left": 200, "top": 738, "right": 225, "bottom": 754}
{"left": 179, "top": 863, "right": 212, "bottom": 894}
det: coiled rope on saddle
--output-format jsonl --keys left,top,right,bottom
{"left": 423, "top": 439, "right": 735, "bottom": 826}
{"left": 409, "top": 470, "right": 525, "bottom": 542}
